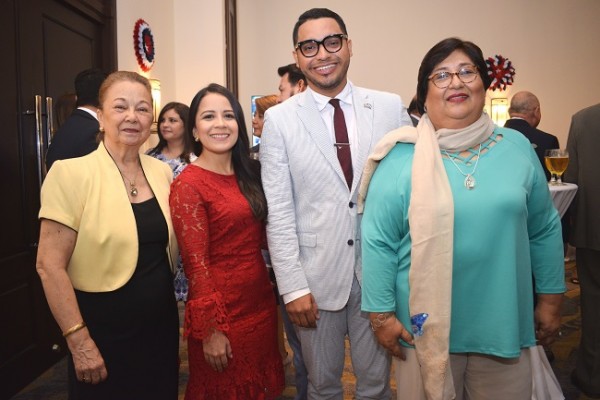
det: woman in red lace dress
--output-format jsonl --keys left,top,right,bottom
{"left": 170, "top": 83, "right": 284, "bottom": 399}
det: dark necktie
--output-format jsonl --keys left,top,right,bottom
{"left": 329, "top": 99, "right": 353, "bottom": 189}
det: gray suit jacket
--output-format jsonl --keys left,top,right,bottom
{"left": 564, "top": 103, "right": 600, "bottom": 251}
{"left": 260, "top": 85, "right": 410, "bottom": 310}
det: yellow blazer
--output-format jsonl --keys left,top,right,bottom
{"left": 39, "top": 141, "right": 178, "bottom": 292}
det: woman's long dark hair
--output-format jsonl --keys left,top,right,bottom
{"left": 188, "top": 83, "right": 267, "bottom": 221}
{"left": 148, "top": 102, "right": 198, "bottom": 163}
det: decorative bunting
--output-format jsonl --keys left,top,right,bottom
{"left": 486, "top": 55, "right": 515, "bottom": 91}
{"left": 133, "top": 19, "right": 155, "bottom": 72}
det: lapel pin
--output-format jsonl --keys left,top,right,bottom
{"left": 364, "top": 103, "right": 372, "bottom": 109}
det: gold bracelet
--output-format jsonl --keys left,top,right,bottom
{"left": 370, "top": 312, "right": 393, "bottom": 332}
{"left": 63, "top": 322, "right": 86, "bottom": 338}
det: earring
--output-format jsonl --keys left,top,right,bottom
{"left": 99, "top": 127, "right": 105, "bottom": 132}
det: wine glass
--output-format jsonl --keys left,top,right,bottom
{"left": 544, "top": 149, "right": 569, "bottom": 185}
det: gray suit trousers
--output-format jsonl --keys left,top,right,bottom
{"left": 296, "top": 276, "right": 391, "bottom": 400}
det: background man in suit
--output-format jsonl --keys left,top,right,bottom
{"left": 260, "top": 8, "right": 411, "bottom": 398}
{"left": 564, "top": 103, "right": 600, "bottom": 398}
{"left": 277, "top": 63, "right": 307, "bottom": 103}
{"left": 504, "top": 91, "right": 559, "bottom": 180}
{"left": 45, "top": 68, "right": 107, "bottom": 170}
{"left": 274, "top": 63, "right": 309, "bottom": 400}
{"left": 505, "top": 90, "right": 566, "bottom": 361}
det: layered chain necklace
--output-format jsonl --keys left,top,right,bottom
{"left": 442, "top": 143, "right": 482, "bottom": 190}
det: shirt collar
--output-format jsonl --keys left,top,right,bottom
{"left": 310, "top": 81, "right": 354, "bottom": 112}
{"left": 78, "top": 106, "right": 99, "bottom": 120}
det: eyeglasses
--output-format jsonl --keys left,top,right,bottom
{"left": 295, "top": 34, "right": 348, "bottom": 58}
{"left": 428, "top": 66, "right": 479, "bottom": 89}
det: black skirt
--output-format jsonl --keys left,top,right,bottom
{"left": 68, "top": 197, "right": 179, "bottom": 400}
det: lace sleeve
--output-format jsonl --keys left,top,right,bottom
{"left": 170, "top": 178, "right": 230, "bottom": 340}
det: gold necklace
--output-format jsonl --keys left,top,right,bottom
{"left": 106, "top": 148, "right": 142, "bottom": 196}
{"left": 116, "top": 161, "right": 141, "bottom": 196}
{"left": 123, "top": 168, "right": 140, "bottom": 196}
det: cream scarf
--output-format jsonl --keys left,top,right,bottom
{"left": 359, "top": 113, "right": 495, "bottom": 400}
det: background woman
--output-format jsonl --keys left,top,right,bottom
{"left": 146, "top": 101, "right": 197, "bottom": 177}
{"left": 170, "top": 83, "right": 284, "bottom": 399}
{"left": 54, "top": 91, "right": 77, "bottom": 132}
{"left": 147, "top": 101, "right": 197, "bottom": 301}
{"left": 251, "top": 94, "right": 279, "bottom": 152}
{"left": 36, "top": 71, "right": 179, "bottom": 399}
{"left": 360, "top": 38, "right": 565, "bottom": 399}
{"left": 250, "top": 93, "right": 289, "bottom": 363}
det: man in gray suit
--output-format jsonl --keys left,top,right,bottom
{"left": 564, "top": 102, "right": 600, "bottom": 398}
{"left": 260, "top": 8, "right": 411, "bottom": 399}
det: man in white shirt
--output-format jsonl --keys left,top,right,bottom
{"left": 260, "top": 8, "right": 411, "bottom": 398}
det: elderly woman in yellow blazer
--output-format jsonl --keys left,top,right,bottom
{"left": 36, "top": 71, "right": 179, "bottom": 400}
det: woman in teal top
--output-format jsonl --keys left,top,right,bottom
{"left": 360, "top": 38, "right": 565, "bottom": 400}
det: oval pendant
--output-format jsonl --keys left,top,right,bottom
{"left": 130, "top": 187, "right": 138, "bottom": 196}
{"left": 464, "top": 175, "right": 476, "bottom": 190}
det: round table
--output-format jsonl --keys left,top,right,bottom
{"left": 548, "top": 182, "right": 578, "bottom": 218}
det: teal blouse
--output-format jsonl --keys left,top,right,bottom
{"left": 361, "top": 127, "right": 565, "bottom": 358}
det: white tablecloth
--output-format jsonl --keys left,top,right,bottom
{"left": 548, "top": 183, "right": 578, "bottom": 218}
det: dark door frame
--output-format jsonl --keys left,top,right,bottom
{"left": 0, "top": 1, "right": 116, "bottom": 398}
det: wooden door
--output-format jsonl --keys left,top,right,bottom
{"left": 0, "top": 0, "right": 115, "bottom": 397}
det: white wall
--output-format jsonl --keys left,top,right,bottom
{"left": 116, "top": 0, "right": 176, "bottom": 104}
{"left": 115, "top": 1, "right": 600, "bottom": 146}
{"left": 173, "top": 0, "right": 226, "bottom": 105}
{"left": 116, "top": 0, "right": 225, "bottom": 106}
{"left": 237, "top": 0, "right": 600, "bottom": 145}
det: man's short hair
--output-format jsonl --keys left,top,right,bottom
{"left": 277, "top": 63, "right": 305, "bottom": 87}
{"left": 292, "top": 8, "right": 347, "bottom": 45}
{"left": 75, "top": 68, "right": 108, "bottom": 107}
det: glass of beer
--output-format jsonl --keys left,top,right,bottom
{"left": 544, "top": 149, "right": 569, "bottom": 185}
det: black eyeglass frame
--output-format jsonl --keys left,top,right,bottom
{"left": 428, "top": 66, "right": 480, "bottom": 89}
{"left": 295, "top": 34, "right": 349, "bottom": 58}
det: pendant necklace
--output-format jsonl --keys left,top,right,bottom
{"left": 112, "top": 157, "right": 141, "bottom": 196}
{"left": 123, "top": 167, "right": 140, "bottom": 197}
{"left": 442, "top": 144, "right": 482, "bottom": 190}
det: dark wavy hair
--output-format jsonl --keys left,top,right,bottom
{"left": 277, "top": 63, "right": 305, "bottom": 86}
{"left": 416, "top": 37, "right": 492, "bottom": 115}
{"left": 292, "top": 8, "right": 347, "bottom": 45}
{"left": 147, "top": 102, "right": 198, "bottom": 163}
{"left": 188, "top": 83, "right": 267, "bottom": 221}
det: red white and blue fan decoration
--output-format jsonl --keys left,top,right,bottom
{"left": 486, "top": 55, "right": 515, "bottom": 91}
{"left": 133, "top": 19, "right": 155, "bottom": 72}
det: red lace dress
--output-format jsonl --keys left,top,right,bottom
{"left": 170, "top": 165, "right": 284, "bottom": 400}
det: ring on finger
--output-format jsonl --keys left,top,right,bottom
{"left": 82, "top": 377, "right": 87, "bottom": 382}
